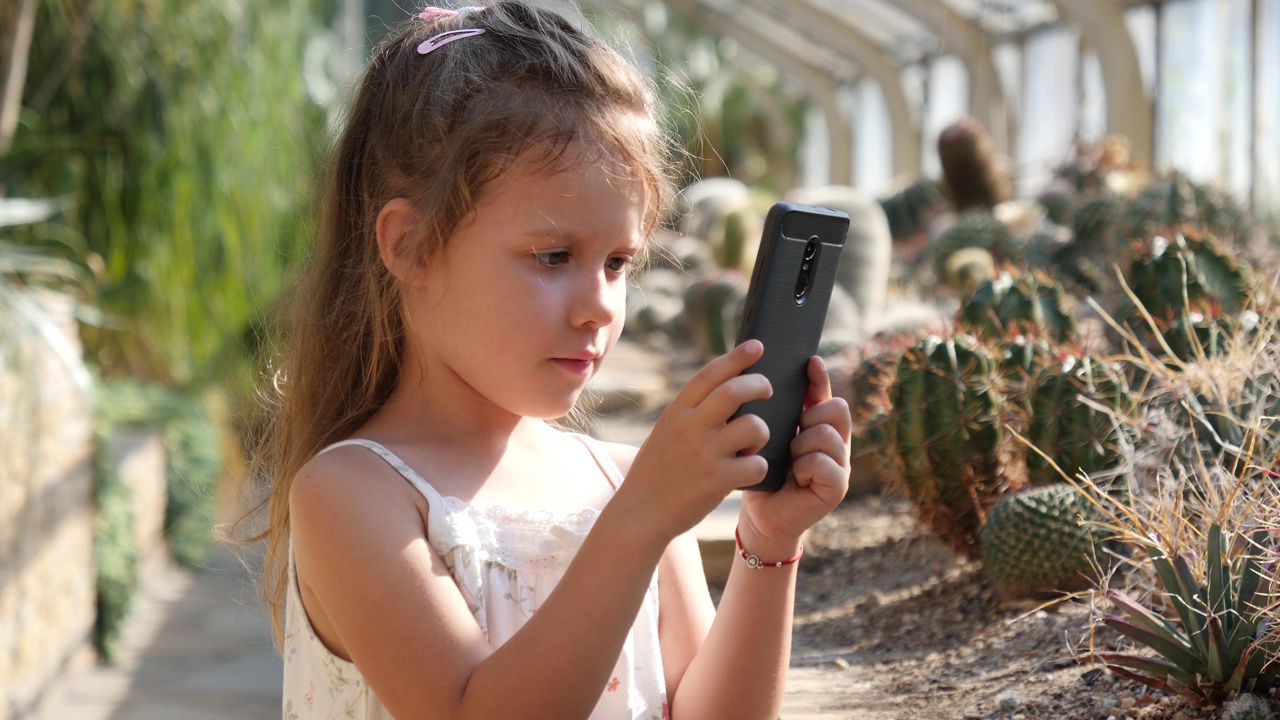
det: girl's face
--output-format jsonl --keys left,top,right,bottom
{"left": 404, "top": 150, "right": 647, "bottom": 421}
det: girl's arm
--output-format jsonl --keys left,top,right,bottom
{"left": 290, "top": 341, "right": 775, "bottom": 720}
{"left": 616, "top": 356, "right": 852, "bottom": 719}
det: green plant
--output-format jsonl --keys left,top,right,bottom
{"left": 879, "top": 178, "right": 946, "bottom": 241}
{"left": 932, "top": 212, "right": 1019, "bottom": 289}
{"left": 1123, "top": 174, "right": 1253, "bottom": 245}
{"left": 90, "top": 435, "right": 135, "bottom": 663}
{"left": 891, "top": 334, "right": 1007, "bottom": 557}
{"left": 681, "top": 275, "right": 745, "bottom": 359}
{"left": 958, "top": 269, "right": 1076, "bottom": 344}
{"left": 1125, "top": 232, "right": 1256, "bottom": 361}
{"left": 1096, "top": 524, "right": 1280, "bottom": 703}
{"left": 1024, "top": 354, "right": 1131, "bottom": 487}
{"left": 979, "top": 483, "right": 1109, "bottom": 597}
{"left": 94, "top": 379, "right": 222, "bottom": 569}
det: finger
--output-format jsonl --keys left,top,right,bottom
{"left": 720, "top": 412, "right": 770, "bottom": 457}
{"left": 723, "top": 454, "right": 768, "bottom": 489}
{"left": 798, "top": 397, "right": 853, "bottom": 440}
{"left": 790, "top": 423, "right": 850, "bottom": 464}
{"left": 803, "top": 356, "right": 833, "bottom": 409}
{"left": 698, "top": 372, "right": 773, "bottom": 426}
{"left": 673, "top": 340, "right": 765, "bottom": 410}
{"left": 791, "top": 452, "right": 850, "bottom": 498}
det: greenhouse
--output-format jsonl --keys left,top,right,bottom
{"left": 3, "top": 1, "right": 1280, "bottom": 719}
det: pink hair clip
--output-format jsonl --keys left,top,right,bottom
{"left": 417, "top": 6, "right": 486, "bottom": 23}
{"left": 416, "top": 5, "right": 486, "bottom": 54}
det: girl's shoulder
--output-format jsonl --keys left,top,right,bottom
{"left": 289, "top": 439, "right": 430, "bottom": 528}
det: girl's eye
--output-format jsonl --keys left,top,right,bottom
{"left": 606, "top": 255, "right": 636, "bottom": 275}
{"left": 533, "top": 251, "right": 570, "bottom": 268}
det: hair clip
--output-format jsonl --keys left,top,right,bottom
{"left": 417, "top": 27, "right": 485, "bottom": 54}
{"left": 418, "top": 6, "right": 486, "bottom": 23}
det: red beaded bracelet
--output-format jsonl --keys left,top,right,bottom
{"left": 735, "top": 527, "right": 804, "bottom": 569}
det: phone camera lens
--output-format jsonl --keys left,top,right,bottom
{"left": 804, "top": 237, "right": 819, "bottom": 261}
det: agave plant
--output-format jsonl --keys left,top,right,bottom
{"left": 1096, "top": 524, "right": 1280, "bottom": 703}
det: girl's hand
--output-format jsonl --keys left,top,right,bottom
{"left": 739, "top": 356, "right": 852, "bottom": 555}
{"left": 619, "top": 340, "right": 774, "bottom": 543}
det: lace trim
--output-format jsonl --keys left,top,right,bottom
{"left": 430, "top": 497, "right": 602, "bottom": 573}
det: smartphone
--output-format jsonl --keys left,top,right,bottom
{"left": 732, "top": 202, "right": 849, "bottom": 492}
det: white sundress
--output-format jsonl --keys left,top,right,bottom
{"left": 281, "top": 434, "right": 668, "bottom": 720}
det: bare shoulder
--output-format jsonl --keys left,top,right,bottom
{"left": 596, "top": 439, "right": 640, "bottom": 477}
{"left": 288, "top": 443, "right": 431, "bottom": 583}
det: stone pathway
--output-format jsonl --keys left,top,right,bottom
{"left": 36, "top": 337, "right": 858, "bottom": 719}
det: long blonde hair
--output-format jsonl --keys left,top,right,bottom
{"left": 238, "top": 1, "right": 673, "bottom": 646}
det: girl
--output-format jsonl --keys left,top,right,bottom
{"left": 251, "top": 3, "right": 852, "bottom": 718}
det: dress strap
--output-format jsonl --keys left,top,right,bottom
{"left": 569, "top": 433, "right": 625, "bottom": 491}
{"left": 317, "top": 438, "right": 446, "bottom": 508}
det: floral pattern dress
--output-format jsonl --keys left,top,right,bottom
{"left": 282, "top": 435, "right": 668, "bottom": 719}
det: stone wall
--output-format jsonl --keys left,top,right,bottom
{"left": 0, "top": 289, "right": 95, "bottom": 719}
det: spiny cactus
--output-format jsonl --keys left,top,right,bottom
{"left": 937, "top": 116, "right": 1012, "bottom": 213}
{"left": 1025, "top": 354, "right": 1131, "bottom": 487}
{"left": 932, "top": 212, "right": 1020, "bottom": 289}
{"left": 681, "top": 275, "right": 745, "bottom": 359}
{"left": 879, "top": 178, "right": 947, "bottom": 241}
{"left": 979, "top": 483, "right": 1110, "bottom": 597}
{"left": 1123, "top": 174, "right": 1253, "bottom": 244}
{"left": 958, "top": 269, "right": 1076, "bottom": 344}
{"left": 1126, "top": 232, "right": 1255, "bottom": 360}
{"left": 892, "top": 335, "right": 1008, "bottom": 557}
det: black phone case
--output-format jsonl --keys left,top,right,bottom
{"left": 732, "top": 202, "right": 848, "bottom": 492}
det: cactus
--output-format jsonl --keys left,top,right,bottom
{"left": 931, "top": 212, "right": 1019, "bottom": 288}
{"left": 681, "top": 275, "right": 745, "bottom": 359}
{"left": 879, "top": 178, "right": 947, "bottom": 241}
{"left": 937, "top": 116, "right": 1012, "bottom": 213}
{"left": 717, "top": 209, "right": 749, "bottom": 270}
{"left": 1025, "top": 354, "right": 1131, "bottom": 487}
{"left": 979, "top": 483, "right": 1110, "bottom": 596}
{"left": 958, "top": 269, "right": 1076, "bottom": 344}
{"left": 1123, "top": 174, "right": 1253, "bottom": 244}
{"left": 892, "top": 335, "right": 1008, "bottom": 557}
{"left": 1126, "top": 232, "right": 1255, "bottom": 360}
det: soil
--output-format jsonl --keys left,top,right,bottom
{"left": 773, "top": 494, "right": 1268, "bottom": 720}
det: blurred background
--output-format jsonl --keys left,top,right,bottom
{"left": 2, "top": 0, "right": 1278, "bottom": 718}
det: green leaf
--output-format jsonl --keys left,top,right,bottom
{"left": 1103, "top": 616, "right": 1203, "bottom": 672}
{"left": 1096, "top": 652, "right": 1200, "bottom": 689}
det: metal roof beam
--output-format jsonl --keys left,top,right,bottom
{"left": 880, "top": 0, "right": 1013, "bottom": 157}
{"left": 739, "top": 0, "right": 921, "bottom": 184}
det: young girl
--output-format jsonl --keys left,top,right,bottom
{"left": 252, "top": 3, "right": 852, "bottom": 718}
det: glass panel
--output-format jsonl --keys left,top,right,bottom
{"left": 1124, "top": 5, "right": 1158, "bottom": 95}
{"left": 1157, "top": 0, "right": 1223, "bottom": 183}
{"left": 1225, "top": 0, "right": 1254, "bottom": 201}
{"left": 1080, "top": 50, "right": 1106, "bottom": 144}
{"left": 855, "top": 78, "right": 893, "bottom": 194}
{"left": 1017, "top": 26, "right": 1078, "bottom": 195}
{"left": 1259, "top": 0, "right": 1280, "bottom": 219}
{"left": 921, "top": 55, "right": 969, "bottom": 179}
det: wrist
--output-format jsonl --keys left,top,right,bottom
{"left": 734, "top": 519, "right": 804, "bottom": 567}
{"left": 735, "top": 526, "right": 803, "bottom": 569}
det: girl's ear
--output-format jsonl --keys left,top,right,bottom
{"left": 375, "top": 198, "right": 426, "bottom": 283}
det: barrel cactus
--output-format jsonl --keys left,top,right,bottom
{"left": 933, "top": 212, "right": 1021, "bottom": 289}
{"left": 1126, "top": 232, "right": 1255, "bottom": 360}
{"left": 892, "top": 335, "right": 1009, "bottom": 557}
{"left": 1025, "top": 354, "right": 1132, "bottom": 487}
{"left": 879, "top": 178, "right": 947, "bottom": 241}
{"left": 958, "top": 269, "right": 1076, "bottom": 344}
{"left": 1122, "top": 174, "right": 1253, "bottom": 244}
{"left": 980, "top": 483, "right": 1110, "bottom": 597}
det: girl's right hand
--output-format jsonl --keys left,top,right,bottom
{"left": 618, "top": 340, "right": 773, "bottom": 542}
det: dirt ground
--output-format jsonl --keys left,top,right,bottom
{"left": 776, "top": 494, "right": 1269, "bottom": 720}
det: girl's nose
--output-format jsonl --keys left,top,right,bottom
{"left": 569, "top": 269, "right": 621, "bottom": 330}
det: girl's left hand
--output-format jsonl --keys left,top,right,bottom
{"left": 739, "top": 356, "right": 852, "bottom": 551}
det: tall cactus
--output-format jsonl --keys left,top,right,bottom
{"left": 937, "top": 116, "right": 1012, "bottom": 213}
{"left": 892, "top": 335, "right": 1008, "bottom": 557}
{"left": 1026, "top": 354, "right": 1132, "bottom": 487}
